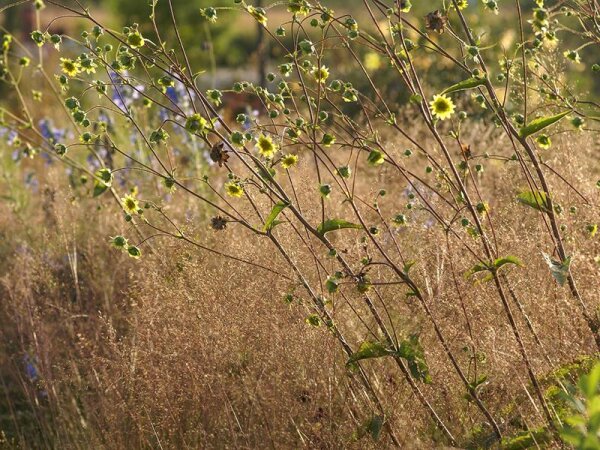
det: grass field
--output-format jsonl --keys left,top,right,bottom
{"left": 1, "top": 0, "right": 600, "bottom": 449}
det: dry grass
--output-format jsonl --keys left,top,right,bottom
{"left": 0, "top": 183, "right": 368, "bottom": 449}
{"left": 1, "top": 122, "right": 599, "bottom": 449}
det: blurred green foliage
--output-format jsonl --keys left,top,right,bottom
{"left": 105, "top": 0, "right": 257, "bottom": 68}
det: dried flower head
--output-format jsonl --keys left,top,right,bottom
{"left": 210, "top": 142, "right": 229, "bottom": 167}
{"left": 425, "top": 10, "right": 448, "bottom": 34}
{"left": 210, "top": 216, "right": 228, "bottom": 230}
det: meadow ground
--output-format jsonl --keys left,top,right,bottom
{"left": 1, "top": 120, "right": 599, "bottom": 448}
{"left": 1, "top": 1, "right": 600, "bottom": 449}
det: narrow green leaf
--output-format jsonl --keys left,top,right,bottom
{"left": 516, "top": 190, "right": 550, "bottom": 213}
{"left": 441, "top": 77, "right": 486, "bottom": 95}
{"left": 317, "top": 219, "right": 362, "bottom": 236}
{"left": 263, "top": 200, "right": 289, "bottom": 231}
{"left": 519, "top": 110, "right": 570, "bottom": 138}
{"left": 542, "top": 252, "right": 571, "bottom": 286}
{"left": 493, "top": 256, "right": 523, "bottom": 270}
{"left": 465, "top": 262, "right": 490, "bottom": 279}
{"left": 403, "top": 260, "right": 416, "bottom": 275}
{"left": 470, "top": 375, "right": 489, "bottom": 391}
{"left": 346, "top": 341, "right": 390, "bottom": 366}
{"left": 192, "top": 70, "right": 206, "bottom": 82}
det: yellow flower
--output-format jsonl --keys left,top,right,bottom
{"left": 225, "top": 181, "right": 244, "bottom": 197}
{"left": 430, "top": 94, "right": 455, "bottom": 120}
{"left": 121, "top": 194, "right": 140, "bottom": 214}
{"left": 126, "top": 31, "right": 145, "bottom": 48}
{"left": 247, "top": 6, "right": 267, "bottom": 26}
{"left": 312, "top": 66, "right": 329, "bottom": 84}
{"left": 364, "top": 52, "right": 382, "bottom": 71}
{"left": 255, "top": 134, "right": 278, "bottom": 159}
{"left": 281, "top": 154, "right": 298, "bottom": 169}
{"left": 60, "top": 58, "right": 81, "bottom": 77}
{"left": 543, "top": 32, "right": 559, "bottom": 50}
{"left": 451, "top": 0, "right": 468, "bottom": 9}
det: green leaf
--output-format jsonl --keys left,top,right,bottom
{"left": 470, "top": 375, "right": 489, "bottom": 391}
{"left": 409, "top": 94, "right": 422, "bottom": 104}
{"left": 466, "top": 258, "right": 519, "bottom": 283}
{"left": 347, "top": 336, "right": 430, "bottom": 383}
{"left": 542, "top": 252, "right": 571, "bottom": 286}
{"left": 192, "top": 70, "right": 206, "bottom": 82}
{"left": 93, "top": 168, "right": 112, "bottom": 198}
{"left": 346, "top": 341, "right": 390, "bottom": 366}
{"left": 367, "top": 149, "right": 385, "bottom": 166}
{"left": 317, "top": 219, "right": 362, "bottom": 236}
{"left": 493, "top": 256, "right": 523, "bottom": 270}
{"left": 503, "top": 428, "right": 552, "bottom": 450}
{"left": 580, "top": 363, "right": 600, "bottom": 399}
{"left": 325, "top": 276, "right": 339, "bottom": 294}
{"left": 519, "top": 110, "right": 570, "bottom": 138}
{"left": 93, "top": 181, "right": 109, "bottom": 197}
{"left": 465, "top": 262, "right": 490, "bottom": 279}
{"left": 441, "top": 77, "right": 486, "bottom": 95}
{"left": 403, "top": 260, "right": 416, "bottom": 275}
{"left": 352, "top": 415, "right": 385, "bottom": 442}
{"left": 398, "top": 334, "right": 431, "bottom": 383}
{"left": 256, "top": 164, "right": 276, "bottom": 183}
{"left": 263, "top": 200, "right": 289, "bottom": 231}
{"left": 516, "top": 190, "right": 550, "bottom": 213}
{"left": 366, "top": 415, "right": 384, "bottom": 440}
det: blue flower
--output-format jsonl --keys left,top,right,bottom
{"left": 166, "top": 86, "right": 178, "bottom": 104}
{"left": 86, "top": 153, "right": 101, "bottom": 170}
{"left": 7, "top": 130, "right": 18, "bottom": 146}
{"left": 23, "top": 354, "right": 39, "bottom": 381}
{"left": 41, "top": 152, "right": 54, "bottom": 166}
{"left": 39, "top": 119, "right": 54, "bottom": 141}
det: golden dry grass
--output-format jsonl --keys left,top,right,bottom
{"left": 1, "top": 122, "right": 599, "bottom": 449}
